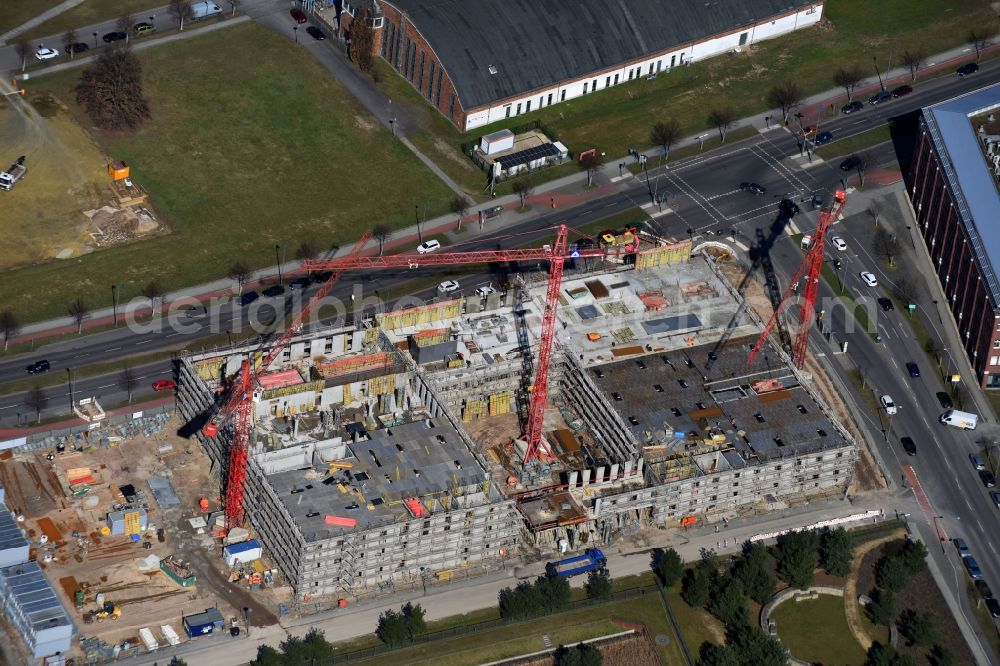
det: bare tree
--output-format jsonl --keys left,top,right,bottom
{"left": 120, "top": 366, "right": 137, "bottom": 403}
{"left": 579, "top": 151, "right": 604, "bottom": 187}
{"left": 873, "top": 227, "right": 901, "bottom": 266}
{"left": 295, "top": 240, "right": 318, "bottom": 275}
{"left": 833, "top": 65, "right": 864, "bottom": 100}
{"left": 142, "top": 280, "right": 164, "bottom": 317}
{"left": 372, "top": 223, "right": 392, "bottom": 256}
{"left": 14, "top": 41, "right": 30, "bottom": 73}
{"left": 25, "top": 386, "right": 48, "bottom": 423}
{"left": 707, "top": 107, "right": 736, "bottom": 142}
{"left": 895, "top": 277, "right": 917, "bottom": 305}
{"left": 449, "top": 197, "right": 468, "bottom": 230}
{"left": 924, "top": 337, "right": 943, "bottom": 367}
{"left": 650, "top": 118, "right": 682, "bottom": 162}
{"left": 765, "top": 81, "right": 803, "bottom": 123}
{"left": 227, "top": 261, "right": 252, "bottom": 295}
{"left": 350, "top": 3, "right": 376, "bottom": 74}
{"left": 969, "top": 28, "right": 993, "bottom": 60}
{"left": 63, "top": 30, "right": 79, "bottom": 59}
{"left": 117, "top": 14, "right": 135, "bottom": 44}
{"left": 229, "top": 0, "right": 238, "bottom": 17}
{"left": 901, "top": 49, "right": 925, "bottom": 81}
{"left": 855, "top": 151, "right": 873, "bottom": 187}
{"left": 75, "top": 48, "right": 151, "bottom": 131}
{"left": 868, "top": 199, "right": 881, "bottom": 227}
{"left": 0, "top": 310, "right": 19, "bottom": 350}
{"left": 511, "top": 179, "right": 533, "bottom": 208}
{"left": 169, "top": 0, "right": 192, "bottom": 31}
{"left": 68, "top": 297, "right": 88, "bottom": 334}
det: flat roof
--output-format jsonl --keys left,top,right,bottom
{"left": 0, "top": 503, "right": 27, "bottom": 553}
{"left": 923, "top": 82, "right": 1000, "bottom": 304}
{"left": 269, "top": 419, "right": 487, "bottom": 541}
{"left": 589, "top": 335, "right": 848, "bottom": 461}
{"left": 0, "top": 561, "right": 73, "bottom": 634}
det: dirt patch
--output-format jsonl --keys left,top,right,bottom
{"left": 844, "top": 529, "right": 905, "bottom": 651}
{"left": 354, "top": 115, "right": 376, "bottom": 131}
{"left": 37, "top": 516, "right": 64, "bottom": 543}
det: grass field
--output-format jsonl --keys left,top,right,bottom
{"left": 370, "top": 0, "right": 991, "bottom": 200}
{"left": 0, "top": 0, "right": 63, "bottom": 36}
{"left": 772, "top": 594, "right": 867, "bottom": 665}
{"left": 19, "top": 0, "right": 168, "bottom": 41}
{"left": 3, "top": 22, "right": 452, "bottom": 323}
{"left": 816, "top": 125, "right": 893, "bottom": 160}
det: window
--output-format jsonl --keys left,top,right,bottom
{"left": 548, "top": 93, "right": 553, "bottom": 105}
{"left": 656, "top": 60, "right": 662, "bottom": 72}
{"left": 680, "top": 52, "right": 685, "bottom": 64}
{"left": 649, "top": 63, "right": 654, "bottom": 74}
{"left": 739, "top": 32, "right": 748, "bottom": 46}
{"left": 515, "top": 102, "right": 522, "bottom": 114}
{"left": 670, "top": 55, "right": 676, "bottom": 67}
{"left": 526, "top": 100, "right": 531, "bottom": 112}
{"left": 409, "top": 45, "right": 417, "bottom": 81}
{"left": 448, "top": 94, "right": 456, "bottom": 120}
{"left": 427, "top": 61, "right": 435, "bottom": 99}
{"left": 592, "top": 78, "right": 597, "bottom": 90}
{"left": 434, "top": 68, "right": 443, "bottom": 107}
{"left": 613, "top": 74, "right": 619, "bottom": 85}
{"left": 561, "top": 90, "right": 566, "bottom": 101}
{"left": 628, "top": 69, "right": 633, "bottom": 80}
{"left": 583, "top": 82, "right": 588, "bottom": 94}
{"left": 992, "top": 356, "right": 999, "bottom": 366}
{"left": 605, "top": 76, "right": 611, "bottom": 87}
{"left": 417, "top": 51, "right": 425, "bottom": 90}
{"left": 994, "top": 340, "right": 1000, "bottom": 348}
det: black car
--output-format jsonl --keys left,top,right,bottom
{"left": 840, "top": 155, "right": 862, "bottom": 171}
{"left": 906, "top": 362, "right": 920, "bottom": 378}
{"left": 779, "top": 199, "right": 800, "bottom": 218}
{"left": 239, "top": 291, "right": 259, "bottom": 306}
{"left": 289, "top": 277, "right": 310, "bottom": 290}
{"left": 65, "top": 42, "right": 89, "bottom": 55}
{"left": 841, "top": 100, "right": 864, "bottom": 114}
{"left": 987, "top": 598, "right": 1000, "bottom": 619}
{"left": 813, "top": 131, "right": 833, "bottom": 146}
{"left": 26, "top": 359, "right": 51, "bottom": 374}
{"left": 980, "top": 470, "right": 997, "bottom": 488}
{"left": 311, "top": 270, "right": 333, "bottom": 284}
{"left": 936, "top": 392, "right": 954, "bottom": 409}
{"left": 739, "top": 182, "right": 766, "bottom": 195}
{"left": 900, "top": 437, "right": 917, "bottom": 456}
{"left": 877, "top": 297, "right": 894, "bottom": 312}
{"left": 958, "top": 62, "right": 979, "bottom": 77}
{"left": 975, "top": 579, "right": 994, "bottom": 599}
{"left": 102, "top": 31, "right": 127, "bottom": 43}
{"left": 868, "top": 90, "right": 891, "bottom": 106}
{"left": 306, "top": 26, "right": 325, "bottom": 40}
{"left": 262, "top": 284, "right": 286, "bottom": 297}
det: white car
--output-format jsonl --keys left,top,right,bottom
{"left": 831, "top": 236, "right": 847, "bottom": 251}
{"left": 437, "top": 280, "right": 460, "bottom": 294}
{"left": 34, "top": 46, "right": 59, "bottom": 60}
{"left": 417, "top": 239, "right": 441, "bottom": 254}
{"left": 880, "top": 394, "right": 897, "bottom": 416}
{"left": 860, "top": 271, "right": 878, "bottom": 287}
{"left": 475, "top": 285, "right": 497, "bottom": 297}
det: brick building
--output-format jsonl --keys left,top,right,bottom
{"left": 336, "top": 0, "right": 824, "bottom": 131}
{"left": 906, "top": 83, "right": 1000, "bottom": 388}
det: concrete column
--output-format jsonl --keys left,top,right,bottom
{"left": 623, "top": 460, "right": 634, "bottom": 477}
{"left": 568, "top": 470, "right": 579, "bottom": 487}
{"left": 595, "top": 466, "right": 605, "bottom": 484}
{"left": 610, "top": 463, "right": 620, "bottom": 480}
{"left": 581, "top": 469, "right": 591, "bottom": 486}
{"left": 636, "top": 458, "right": 644, "bottom": 475}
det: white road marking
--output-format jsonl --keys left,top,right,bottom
{"left": 105, "top": 347, "right": 121, "bottom": 352}
{"left": 135, "top": 339, "right": 153, "bottom": 345}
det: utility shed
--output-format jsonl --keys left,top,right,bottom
{"left": 0, "top": 561, "right": 74, "bottom": 658}
{"left": 183, "top": 607, "right": 225, "bottom": 638}
{"left": 224, "top": 539, "right": 262, "bottom": 568}
{"left": 107, "top": 509, "right": 148, "bottom": 536}
{"left": 480, "top": 129, "right": 514, "bottom": 155}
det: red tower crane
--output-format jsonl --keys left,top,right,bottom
{"left": 201, "top": 225, "right": 638, "bottom": 530}
{"left": 747, "top": 190, "right": 847, "bottom": 368}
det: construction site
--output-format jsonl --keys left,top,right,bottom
{"left": 172, "top": 226, "right": 862, "bottom": 605}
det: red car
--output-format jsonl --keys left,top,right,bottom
{"left": 290, "top": 8, "right": 307, "bottom": 23}
{"left": 152, "top": 379, "right": 176, "bottom": 392}
{"left": 890, "top": 85, "right": 912, "bottom": 98}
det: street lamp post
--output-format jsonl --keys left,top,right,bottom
{"left": 111, "top": 284, "right": 118, "bottom": 326}
{"left": 293, "top": 25, "right": 298, "bottom": 42}
{"left": 66, "top": 368, "right": 74, "bottom": 412}
{"left": 275, "top": 243, "right": 286, "bottom": 285}
{"left": 414, "top": 204, "right": 422, "bottom": 243}
{"left": 873, "top": 56, "right": 885, "bottom": 91}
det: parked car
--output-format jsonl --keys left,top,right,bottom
{"left": 437, "top": 280, "right": 460, "bottom": 294}
{"left": 890, "top": 85, "right": 913, "bottom": 98}
{"left": 975, "top": 579, "right": 993, "bottom": 599}
{"left": 34, "top": 46, "right": 59, "bottom": 60}
{"left": 64, "top": 42, "right": 89, "bottom": 55}
{"left": 180, "top": 304, "right": 207, "bottom": 318}
{"left": 289, "top": 277, "right": 310, "bottom": 290}
{"left": 290, "top": 7, "right": 307, "bottom": 23}
{"left": 937, "top": 392, "right": 954, "bottom": 409}
{"left": 152, "top": 379, "right": 176, "bottom": 391}
{"left": 971, "top": 453, "right": 987, "bottom": 470}
{"left": 841, "top": 100, "right": 864, "bottom": 114}
{"left": 878, "top": 297, "right": 894, "bottom": 312}
{"left": 980, "top": 470, "right": 997, "bottom": 488}
{"left": 860, "top": 271, "right": 878, "bottom": 287}
{"left": 262, "top": 284, "right": 285, "bottom": 297}
{"left": 813, "top": 131, "right": 834, "bottom": 146}
{"left": 840, "top": 155, "right": 862, "bottom": 171}
{"left": 958, "top": 62, "right": 979, "bottom": 77}
{"left": 417, "top": 239, "right": 441, "bottom": 254}
{"left": 739, "top": 182, "right": 766, "bottom": 195}
{"left": 954, "top": 538, "right": 971, "bottom": 557}
{"left": 906, "top": 362, "right": 920, "bottom": 378}
{"left": 991, "top": 491, "right": 1000, "bottom": 509}
{"left": 26, "top": 360, "right": 51, "bottom": 374}
{"left": 239, "top": 291, "right": 259, "bottom": 306}
{"left": 311, "top": 271, "right": 333, "bottom": 284}
{"left": 880, "top": 394, "right": 897, "bottom": 416}
{"left": 900, "top": 437, "right": 917, "bottom": 456}
{"left": 102, "top": 31, "right": 127, "bottom": 43}
{"left": 986, "top": 598, "right": 1000, "bottom": 618}
{"left": 475, "top": 285, "right": 497, "bottom": 297}
{"left": 831, "top": 236, "right": 847, "bottom": 251}
{"left": 868, "top": 90, "right": 892, "bottom": 105}
{"left": 964, "top": 556, "right": 984, "bottom": 579}
{"left": 306, "top": 26, "right": 325, "bottom": 40}
{"left": 133, "top": 22, "right": 155, "bottom": 35}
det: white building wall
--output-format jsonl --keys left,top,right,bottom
{"left": 464, "top": 4, "right": 823, "bottom": 131}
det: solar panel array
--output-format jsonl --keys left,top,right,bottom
{"left": 495, "top": 142, "right": 559, "bottom": 171}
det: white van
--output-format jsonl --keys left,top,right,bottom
{"left": 189, "top": 1, "right": 222, "bottom": 20}
{"left": 940, "top": 409, "right": 978, "bottom": 430}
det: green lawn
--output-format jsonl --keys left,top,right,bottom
{"left": 19, "top": 0, "right": 168, "bottom": 41}
{"left": 665, "top": 587, "right": 724, "bottom": 654}
{"left": 772, "top": 594, "right": 867, "bottom": 665}
{"left": 816, "top": 126, "right": 892, "bottom": 160}
{"left": 0, "top": 0, "right": 63, "bottom": 37}
{"left": 370, "top": 0, "right": 991, "bottom": 200}
{"left": 6, "top": 22, "right": 452, "bottom": 323}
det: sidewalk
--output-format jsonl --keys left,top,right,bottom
{"left": 7, "top": 40, "right": 997, "bottom": 349}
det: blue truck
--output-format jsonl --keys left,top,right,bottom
{"left": 545, "top": 548, "right": 607, "bottom": 578}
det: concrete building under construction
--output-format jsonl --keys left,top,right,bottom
{"left": 175, "top": 243, "right": 858, "bottom": 601}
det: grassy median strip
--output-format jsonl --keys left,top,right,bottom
{"left": 815, "top": 125, "right": 892, "bottom": 160}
